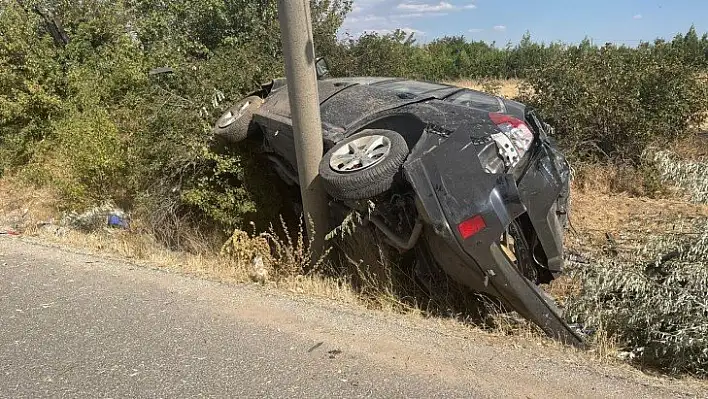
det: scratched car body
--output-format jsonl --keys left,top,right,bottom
{"left": 212, "top": 62, "right": 581, "bottom": 345}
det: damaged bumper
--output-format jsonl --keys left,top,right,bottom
{"left": 404, "top": 131, "right": 584, "bottom": 346}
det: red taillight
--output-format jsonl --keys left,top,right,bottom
{"left": 489, "top": 112, "right": 526, "bottom": 128}
{"left": 458, "top": 215, "right": 486, "bottom": 239}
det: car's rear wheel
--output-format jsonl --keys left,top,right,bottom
{"left": 319, "top": 129, "right": 408, "bottom": 201}
{"left": 212, "top": 96, "right": 263, "bottom": 143}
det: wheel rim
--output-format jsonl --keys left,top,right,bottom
{"left": 329, "top": 135, "right": 392, "bottom": 173}
{"left": 217, "top": 101, "right": 251, "bottom": 128}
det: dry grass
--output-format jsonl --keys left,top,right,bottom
{"left": 448, "top": 79, "right": 523, "bottom": 99}
{"left": 0, "top": 175, "right": 59, "bottom": 230}
{"left": 3, "top": 162, "right": 705, "bottom": 372}
{"left": 567, "top": 187, "right": 708, "bottom": 255}
{"left": 25, "top": 223, "right": 363, "bottom": 304}
{"left": 555, "top": 183, "right": 708, "bottom": 364}
{"left": 571, "top": 163, "right": 658, "bottom": 197}
{"left": 700, "top": 111, "right": 708, "bottom": 131}
{"left": 0, "top": 175, "right": 361, "bottom": 305}
{"left": 331, "top": 226, "right": 410, "bottom": 312}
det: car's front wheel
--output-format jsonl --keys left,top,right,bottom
{"left": 212, "top": 96, "right": 263, "bottom": 143}
{"left": 319, "top": 129, "right": 408, "bottom": 201}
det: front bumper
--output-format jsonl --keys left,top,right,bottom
{"left": 403, "top": 132, "right": 583, "bottom": 346}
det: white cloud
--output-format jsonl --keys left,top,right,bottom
{"left": 342, "top": 0, "right": 473, "bottom": 40}
{"left": 363, "top": 27, "right": 425, "bottom": 36}
{"left": 351, "top": 15, "right": 387, "bottom": 23}
{"left": 468, "top": 28, "right": 483, "bottom": 33}
{"left": 350, "top": 0, "right": 388, "bottom": 14}
{"left": 395, "top": 12, "right": 449, "bottom": 18}
{"left": 396, "top": 1, "right": 476, "bottom": 13}
{"left": 369, "top": 15, "right": 388, "bottom": 21}
{"left": 493, "top": 25, "right": 506, "bottom": 32}
{"left": 633, "top": 14, "right": 643, "bottom": 20}
{"left": 397, "top": 1, "right": 454, "bottom": 12}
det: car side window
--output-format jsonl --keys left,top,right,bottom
{"left": 446, "top": 90, "right": 503, "bottom": 112}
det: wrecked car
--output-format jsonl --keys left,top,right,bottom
{"left": 212, "top": 59, "right": 581, "bottom": 346}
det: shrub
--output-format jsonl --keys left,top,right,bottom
{"left": 520, "top": 44, "right": 708, "bottom": 163}
{"left": 0, "top": 2, "right": 65, "bottom": 173}
{"left": 0, "top": 0, "right": 350, "bottom": 244}
{"left": 567, "top": 220, "right": 708, "bottom": 376}
{"left": 48, "top": 107, "right": 128, "bottom": 207}
{"left": 567, "top": 146, "right": 708, "bottom": 376}
{"left": 650, "top": 149, "right": 708, "bottom": 203}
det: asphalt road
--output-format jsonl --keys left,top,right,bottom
{"left": 1, "top": 237, "right": 705, "bottom": 398}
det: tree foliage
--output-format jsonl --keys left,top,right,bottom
{"left": 520, "top": 43, "right": 708, "bottom": 162}
{"left": 568, "top": 215, "right": 708, "bottom": 376}
{"left": 335, "top": 26, "right": 707, "bottom": 80}
{"left": 0, "top": 0, "right": 351, "bottom": 242}
{"left": 1, "top": 0, "right": 707, "bottom": 237}
{"left": 336, "top": 27, "right": 708, "bottom": 162}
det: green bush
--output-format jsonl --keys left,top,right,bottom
{"left": 49, "top": 108, "right": 128, "bottom": 207}
{"left": 335, "top": 32, "right": 609, "bottom": 81}
{"left": 567, "top": 153, "right": 708, "bottom": 376}
{"left": 520, "top": 44, "right": 708, "bottom": 162}
{"left": 0, "top": 0, "right": 349, "bottom": 241}
{"left": 567, "top": 219, "right": 708, "bottom": 376}
{"left": 650, "top": 149, "right": 708, "bottom": 203}
{"left": 0, "top": 2, "right": 65, "bottom": 173}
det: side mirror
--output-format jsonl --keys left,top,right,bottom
{"left": 315, "top": 57, "right": 330, "bottom": 80}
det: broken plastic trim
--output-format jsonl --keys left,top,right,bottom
{"left": 366, "top": 216, "right": 423, "bottom": 251}
{"left": 328, "top": 201, "right": 423, "bottom": 252}
{"left": 491, "top": 132, "right": 520, "bottom": 168}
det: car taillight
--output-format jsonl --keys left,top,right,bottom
{"left": 458, "top": 215, "right": 486, "bottom": 239}
{"left": 489, "top": 113, "right": 535, "bottom": 166}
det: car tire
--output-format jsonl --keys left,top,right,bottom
{"left": 212, "top": 96, "right": 263, "bottom": 143}
{"left": 319, "top": 129, "right": 408, "bottom": 201}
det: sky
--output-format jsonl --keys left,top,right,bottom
{"left": 339, "top": 1, "right": 708, "bottom": 46}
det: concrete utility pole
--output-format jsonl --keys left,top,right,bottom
{"left": 277, "top": 0, "right": 329, "bottom": 258}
